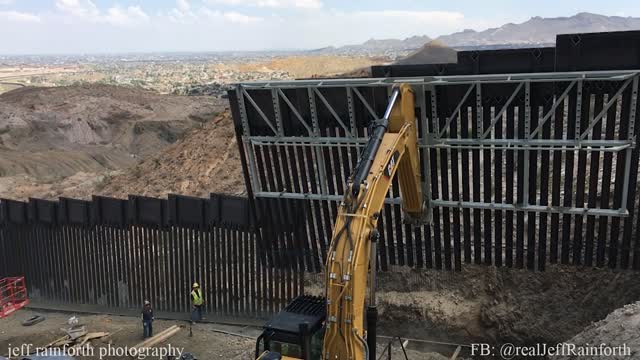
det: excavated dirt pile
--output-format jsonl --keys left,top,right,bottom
{"left": 96, "top": 113, "right": 245, "bottom": 198}
{"left": 556, "top": 301, "right": 640, "bottom": 359}
{"left": 307, "top": 264, "right": 640, "bottom": 347}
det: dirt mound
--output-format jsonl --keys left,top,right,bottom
{"left": 0, "top": 84, "right": 222, "bottom": 180}
{"left": 96, "top": 113, "right": 245, "bottom": 199}
{"left": 557, "top": 302, "right": 640, "bottom": 359}
{"left": 395, "top": 40, "right": 458, "bottom": 65}
{"left": 307, "top": 264, "right": 640, "bottom": 347}
{"left": 236, "top": 55, "right": 384, "bottom": 78}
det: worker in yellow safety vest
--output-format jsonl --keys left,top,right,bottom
{"left": 190, "top": 282, "right": 204, "bottom": 323}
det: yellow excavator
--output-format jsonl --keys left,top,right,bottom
{"left": 255, "top": 84, "right": 426, "bottom": 360}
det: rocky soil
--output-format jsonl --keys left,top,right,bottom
{"left": 0, "top": 84, "right": 226, "bottom": 200}
{"left": 306, "top": 264, "right": 640, "bottom": 350}
{"left": 557, "top": 301, "right": 640, "bottom": 359}
{"left": 95, "top": 113, "right": 245, "bottom": 199}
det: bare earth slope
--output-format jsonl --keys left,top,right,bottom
{"left": 96, "top": 113, "right": 245, "bottom": 199}
{"left": 0, "top": 84, "right": 224, "bottom": 200}
{"left": 395, "top": 40, "right": 458, "bottom": 65}
{"left": 558, "top": 301, "right": 640, "bottom": 359}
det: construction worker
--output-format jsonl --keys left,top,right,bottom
{"left": 190, "top": 282, "right": 204, "bottom": 323}
{"left": 142, "top": 300, "right": 154, "bottom": 338}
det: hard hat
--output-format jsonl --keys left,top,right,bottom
{"left": 192, "top": 282, "right": 199, "bottom": 288}
{"left": 144, "top": 300, "right": 150, "bottom": 305}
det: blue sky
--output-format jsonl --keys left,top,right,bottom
{"left": 1, "top": 0, "right": 640, "bottom": 54}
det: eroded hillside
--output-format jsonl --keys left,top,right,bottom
{"left": 0, "top": 84, "right": 225, "bottom": 200}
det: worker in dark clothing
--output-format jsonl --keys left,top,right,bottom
{"left": 142, "top": 300, "right": 154, "bottom": 338}
{"left": 190, "top": 282, "right": 204, "bottom": 324}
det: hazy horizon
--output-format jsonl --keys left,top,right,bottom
{"left": 1, "top": 1, "right": 640, "bottom": 55}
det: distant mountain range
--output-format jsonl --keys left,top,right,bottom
{"left": 319, "top": 12, "right": 640, "bottom": 57}
{"left": 312, "top": 35, "right": 432, "bottom": 55}
{"left": 437, "top": 12, "right": 640, "bottom": 47}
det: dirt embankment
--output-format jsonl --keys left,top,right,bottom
{"left": 0, "top": 84, "right": 226, "bottom": 200}
{"left": 557, "top": 301, "right": 640, "bottom": 359}
{"left": 307, "top": 264, "right": 640, "bottom": 347}
{"left": 95, "top": 113, "right": 245, "bottom": 199}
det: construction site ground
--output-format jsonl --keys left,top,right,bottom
{"left": 0, "top": 308, "right": 440, "bottom": 360}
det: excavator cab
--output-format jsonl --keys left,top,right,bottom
{"left": 255, "top": 296, "right": 326, "bottom": 360}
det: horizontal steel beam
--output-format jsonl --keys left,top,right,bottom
{"left": 431, "top": 200, "right": 628, "bottom": 217}
{"left": 255, "top": 192, "right": 628, "bottom": 217}
{"left": 236, "top": 70, "right": 640, "bottom": 89}
{"left": 246, "top": 136, "right": 633, "bottom": 152}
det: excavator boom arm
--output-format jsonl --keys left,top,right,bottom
{"left": 323, "top": 84, "right": 424, "bottom": 360}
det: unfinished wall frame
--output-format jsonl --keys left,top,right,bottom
{"left": 231, "top": 69, "right": 640, "bottom": 272}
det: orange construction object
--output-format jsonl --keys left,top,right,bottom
{"left": 0, "top": 276, "right": 29, "bottom": 318}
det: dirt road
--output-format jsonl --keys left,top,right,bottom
{"left": 0, "top": 309, "right": 444, "bottom": 359}
{"left": 0, "top": 309, "right": 254, "bottom": 359}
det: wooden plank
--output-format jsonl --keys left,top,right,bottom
{"left": 451, "top": 346, "right": 462, "bottom": 360}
